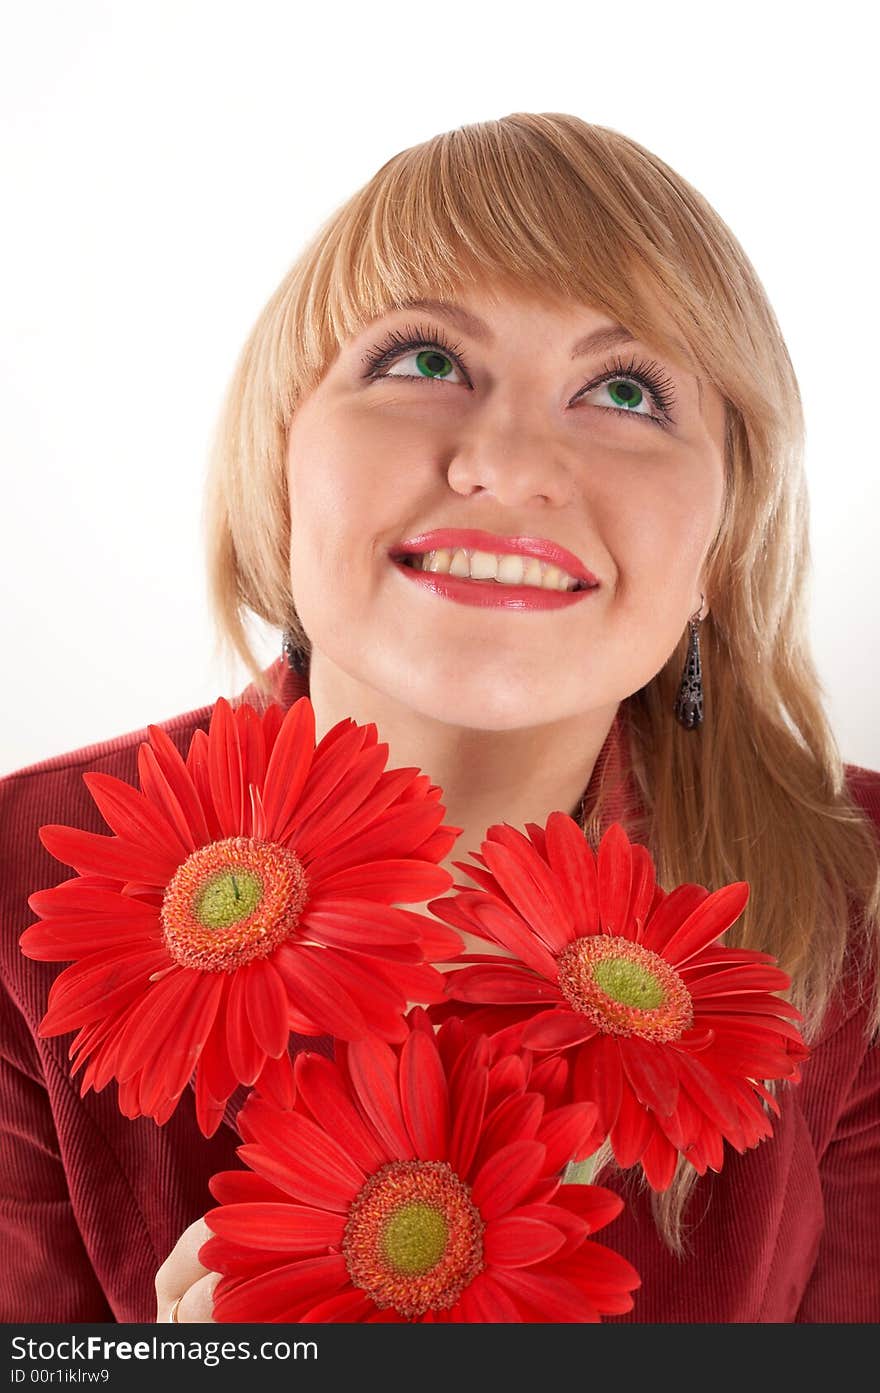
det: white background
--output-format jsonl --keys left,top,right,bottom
{"left": 1, "top": 1, "right": 877, "bottom": 777}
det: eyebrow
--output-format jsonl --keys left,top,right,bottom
{"left": 373, "top": 297, "right": 658, "bottom": 362}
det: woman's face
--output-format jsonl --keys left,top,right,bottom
{"left": 285, "top": 285, "right": 727, "bottom": 730}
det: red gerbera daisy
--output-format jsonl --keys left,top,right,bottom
{"left": 20, "top": 696, "right": 463, "bottom": 1136}
{"left": 428, "top": 817, "right": 810, "bottom": 1191}
{"left": 201, "top": 1010, "right": 641, "bottom": 1322}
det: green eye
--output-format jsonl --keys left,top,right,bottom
{"left": 362, "top": 326, "right": 677, "bottom": 429}
{"left": 605, "top": 379, "right": 645, "bottom": 410}
{"left": 411, "top": 349, "right": 457, "bottom": 380}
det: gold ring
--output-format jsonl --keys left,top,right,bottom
{"left": 168, "top": 1294, "right": 183, "bottom": 1324}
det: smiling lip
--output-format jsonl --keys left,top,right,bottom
{"left": 390, "top": 529, "right": 600, "bottom": 587}
{"left": 391, "top": 560, "right": 599, "bottom": 610}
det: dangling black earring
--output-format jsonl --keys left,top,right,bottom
{"left": 673, "top": 595, "right": 705, "bottom": 729}
{"left": 282, "top": 628, "right": 310, "bottom": 676}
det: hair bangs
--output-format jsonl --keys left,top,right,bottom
{"left": 310, "top": 118, "right": 710, "bottom": 395}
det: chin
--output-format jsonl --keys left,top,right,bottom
{"left": 404, "top": 681, "right": 576, "bottom": 732}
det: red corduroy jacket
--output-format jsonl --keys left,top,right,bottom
{"left": 1, "top": 658, "right": 879, "bottom": 1323}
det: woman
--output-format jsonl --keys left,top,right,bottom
{"left": 2, "top": 113, "right": 878, "bottom": 1324}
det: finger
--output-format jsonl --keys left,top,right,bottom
{"left": 155, "top": 1217, "right": 213, "bottom": 1306}
{"left": 172, "top": 1269, "right": 220, "bottom": 1324}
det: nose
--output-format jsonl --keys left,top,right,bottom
{"left": 445, "top": 414, "right": 576, "bottom": 507}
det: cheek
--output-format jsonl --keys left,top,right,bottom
{"left": 285, "top": 413, "right": 413, "bottom": 628}
{"left": 603, "top": 463, "right": 722, "bottom": 584}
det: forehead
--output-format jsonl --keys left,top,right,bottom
{"left": 360, "top": 285, "right": 697, "bottom": 358}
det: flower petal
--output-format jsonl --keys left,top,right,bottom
{"left": 144, "top": 722, "right": 213, "bottom": 846}
{"left": 456, "top": 1272, "right": 523, "bottom": 1322}
{"left": 238, "top": 1105, "right": 366, "bottom": 1210}
{"left": 445, "top": 965, "right": 563, "bottom": 1006}
{"left": 572, "top": 1036, "right": 623, "bottom": 1136}
{"left": 544, "top": 811, "right": 600, "bottom": 938}
{"left": 260, "top": 697, "right": 316, "bottom": 842}
{"left": 20, "top": 911, "right": 160, "bottom": 962}
{"left": 555, "top": 1183, "right": 625, "bottom": 1235}
{"left": 491, "top": 1266, "right": 601, "bottom": 1322}
{"left": 596, "top": 823, "right": 633, "bottom": 936}
{"left": 609, "top": 1082, "right": 654, "bottom": 1168}
{"left": 472, "top": 1094, "right": 544, "bottom": 1175}
{"left": 639, "top": 882, "right": 710, "bottom": 955}
{"left": 555, "top": 1239, "right": 642, "bottom": 1304}
{"left": 627, "top": 845, "right": 657, "bottom": 940}
{"left": 81, "top": 771, "right": 190, "bottom": 861}
{"left": 400, "top": 1029, "right": 449, "bottom": 1160}
{"left": 309, "top": 858, "right": 453, "bottom": 906}
{"left": 685, "top": 964, "right": 790, "bottom": 996}
{"left": 135, "top": 743, "right": 199, "bottom": 855}
{"left": 484, "top": 1215, "right": 566, "bottom": 1267}
{"left": 471, "top": 1139, "right": 547, "bottom": 1221}
{"left": 298, "top": 1289, "right": 376, "bottom": 1322}
{"left": 27, "top": 881, "right": 156, "bottom": 919}
{"left": 618, "top": 1034, "right": 680, "bottom": 1115}
{"left": 673, "top": 1049, "right": 743, "bottom": 1141}
{"left": 39, "top": 823, "right": 178, "bottom": 888}
{"left": 479, "top": 840, "right": 570, "bottom": 951}
{"left": 40, "top": 948, "right": 171, "bottom": 1034}
{"left": 346, "top": 1036, "right": 416, "bottom": 1158}
{"left": 254, "top": 1050, "right": 297, "bottom": 1111}
{"left": 293, "top": 1053, "right": 388, "bottom": 1173}
{"left": 298, "top": 900, "right": 422, "bottom": 950}
{"left": 207, "top": 698, "right": 246, "bottom": 836}
{"left": 225, "top": 967, "right": 267, "bottom": 1085}
{"left": 272, "top": 944, "right": 371, "bottom": 1041}
{"left": 288, "top": 719, "right": 371, "bottom": 829}
{"left": 522, "top": 1008, "right": 600, "bottom": 1052}
{"left": 110, "top": 966, "right": 200, "bottom": 1082}
{"left": 204, "top": 1202, "right": 346, "bottom": 1253}
{"left": 244, "top": 958, "right": 290, "bottom": 1058}
{"left": 292, "top": 755, "right": 414, "bottom": 865}
{"left": 536, "top": 1102, "right": 601, "bottom": 1173}
{"left": 212, "top": 1254, "right": 348, "bottom": 1323}
{"left": 302, "top": 797, "right": 446, "bottom": 875}
{"left": 638, "top": 1126, "right": 679, "bottom": 1191}
{"left": 208, "top": 1168, "right": 293, "bottom": 1208}
{"left": 661, "top": 881, "right": 751, "bottom": 966}
{"left": 448, "top": 1059, "right": 489, "bottom": 1177}
{"left": 483, "top": 825, "right": 578, "bottom": 941}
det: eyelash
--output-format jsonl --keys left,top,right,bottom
{"left": 359, "top": 321, "right": 678, "bottom": 428}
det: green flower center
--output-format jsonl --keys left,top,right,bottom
{"left": 382, "top": 1202, "right": 449, "bottom": 1276}
{"left": 161, "top": 836, "right": 309, "bottom": 972}
{"left": 195, "top": 869, "right": 264, "bottom": 929}
{"left": 343, "top": 1160, "right": 484, "bottom": 1318}
{"left": 556, "top": 933, "right": 693, "bottom": 1042}
{"left": 592, "top": 955, "right": 665, "bottom": 1009}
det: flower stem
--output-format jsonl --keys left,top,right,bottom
{"left": 562, "top": 1153, "right": 598, "bottom": 1185}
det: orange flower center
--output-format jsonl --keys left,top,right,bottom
{"left": 160, "top": 836, "right": 309, "bottom": 972}
{"left": 557, "top": 934, "right": 693, "bottom": 1042}
{"left": 343, "top": 1160, "right": 485, "bottom": 1318}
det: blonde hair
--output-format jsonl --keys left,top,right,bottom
{"left": 203, "top": 113, "right": 880, "bottom": 1256}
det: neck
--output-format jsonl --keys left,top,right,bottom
{"left": 303, "top": 650, "right": 620, "bottom": 911}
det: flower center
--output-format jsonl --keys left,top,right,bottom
{"left": 161, "top": 836, "right": 309, "bottom": 972}
{"left": 343, "top": 1160, "right": 484, "bottom": 1318}
{"left": 383, "top": 1203, "right": 448, "bottom": 1275}
{"left": 557, "top": 934, "right": 693, "bottom": 1042}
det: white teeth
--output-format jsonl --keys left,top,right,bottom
{"left": 406, "top": 548, "right": 583, "bottom": 591}
{"left": 468, "top": 549, "right": 498, "bottom": 580}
